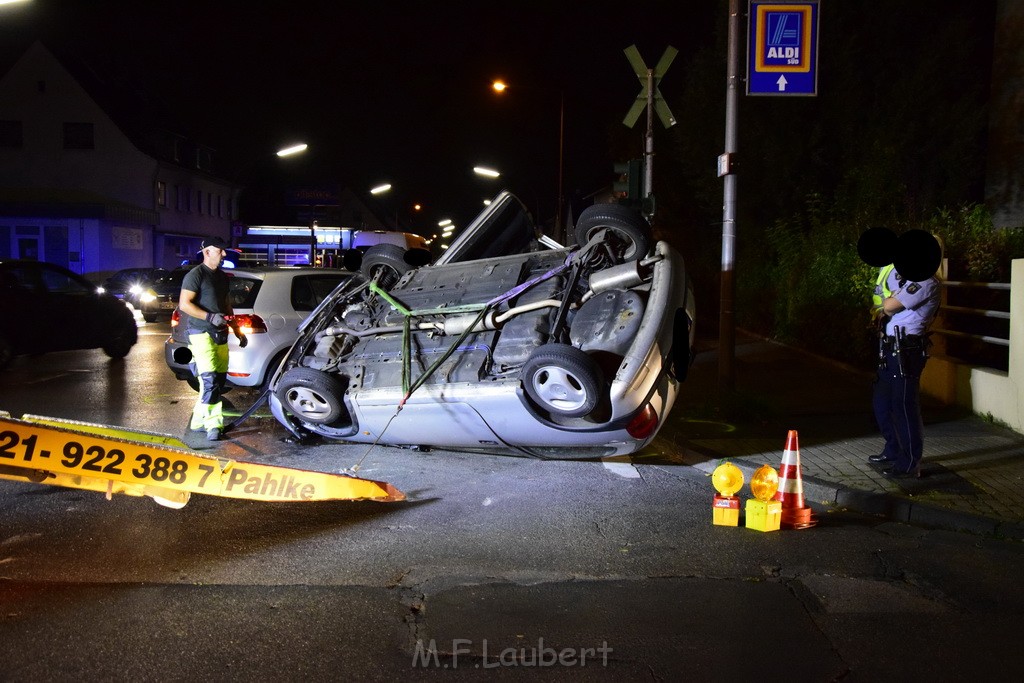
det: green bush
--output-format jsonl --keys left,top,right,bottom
{"left": 735, "top": 201, "right": 1024, "bottom": 367}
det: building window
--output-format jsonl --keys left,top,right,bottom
{"left": 207, "top": 192, "right": 212, "bottom": 215}
{"left": 63, "top": 122, "right": 94, "bottom": 150}
{"left": 218, "top": 195, "right": 223, "bottom": 218}
{"left": 196, "top": 190, "right": 203, "bottom": 215}
{"left": 0, "top": 120, "right": 23, "bottom": 148}
{"left": 174, "top": 185, "right": 181, "bottom": 211}
{"left": 156, "top": 181, "right": 167, "bottom": 207}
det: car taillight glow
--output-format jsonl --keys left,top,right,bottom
{"left": 170, "top": 309, "right": 181, "bottom": 327}
{"left": 626, "top": 404, "right": 659, "bottom": 439}
{"left": 231, "top": 313, "right": 268, "bottom": 335}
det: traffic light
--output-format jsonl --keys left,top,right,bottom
{"left": 613, "top": 159, "right": 642, "bottom": 205}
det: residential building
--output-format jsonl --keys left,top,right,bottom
{"left": 0, "top": 42, "right": 238, "bottom": 280}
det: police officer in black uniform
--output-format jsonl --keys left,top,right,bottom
{"left": 865, "top": 230, "right": 942, "bottom": 478}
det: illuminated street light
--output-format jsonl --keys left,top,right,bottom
{"left": 370, "top": 183, "right": 392, "bottom": 195}
{"left": 473, "top": 166, "right": 500, "bottom": 179}
{"left": 276, "top": 143, "right": 308, "bottom": 157}
{"left": 490, "top": 78, "right": 565, "bottom": 244}
{"left": 0, "top": 1, "right": 32, "bottom": 6}
{"left": 438, "top": 219, "right": 453, "bottom": 228}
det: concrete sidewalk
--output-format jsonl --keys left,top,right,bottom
{"left": 662, "top": 331, "right": 1024, "bottom": 541}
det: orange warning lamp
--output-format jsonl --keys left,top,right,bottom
{"left": 746, "top": 464, "right": 782, "bottom": 532}
{"left": 750, "top": 464, "right": 780, "bottom": 501}
{"left": 711, "top": 462, "right": 743, "bottom": 526}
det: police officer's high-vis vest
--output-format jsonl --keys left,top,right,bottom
{"left": 872, "top": 263, "right": 896, "bottom": 308}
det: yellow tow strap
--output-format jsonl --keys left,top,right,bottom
{"left": 0, "top": 412, "right": 404, "bottom": 508}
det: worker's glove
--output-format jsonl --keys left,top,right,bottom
{"left": 206, "top": 312, "right": 226, "bottom": 327}
{"left": 236, "top": 332, "right": 248, "bottom": 349}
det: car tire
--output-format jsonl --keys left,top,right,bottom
{"left": 360, "top": 244, "right": 412, "bottom": 290}
{"left": 574, "top": 203, "right": 651, "bottom": 261}
{"left": 143, "top": 313, "right": 158, "bottom": 323}
{"left": 522, "top": 343, "right": 604, "bottom": 418}
{"left": 275, "top": 367, "right": 348, "bottom": 425}
{"left": 102, "top": 322, "right": 138, "bottom": 360}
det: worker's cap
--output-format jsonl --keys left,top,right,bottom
{"left": 201, "top": 236, "right": 228, "bottom": 251}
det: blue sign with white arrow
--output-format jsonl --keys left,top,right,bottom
{"left": 747, "top": 1, "right": 819, "bottom": 96}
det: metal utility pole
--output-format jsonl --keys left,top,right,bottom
{"left": 719, "top": 0, "right": 742, "bottom": 394}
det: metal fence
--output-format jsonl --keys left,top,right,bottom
{"left": 932, "top": 277, "right": 1011, "bottom": 370}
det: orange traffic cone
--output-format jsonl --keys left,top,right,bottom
{"left": 774, "top": 430, "right": 816, "bottom": 529}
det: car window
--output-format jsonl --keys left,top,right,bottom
{"left": 229, "top": 277, "right": 262, "bottom": 308}
{"left": 0, "top": 266, "right": 33, "bottom": 292}
{"left": 291, "top": 274, "right": 349, "bottom": 311}
{"left": 39, "top": 266, "right": 92, "bottom": 296}
{"left": 439, "top": 193, "right": 538, "bottom": 264}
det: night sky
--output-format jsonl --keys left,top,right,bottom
{"left": 0, "top": 0, "right": 708, "bottom": 228}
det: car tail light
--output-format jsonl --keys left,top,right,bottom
{"left": 231, "top": 313, "right": 268, "bottom": 335}
{"left": 626, "top": 404, "right": 659, "bottom": 439}
{"left": 170, "top": 308, "right": 181, "bottom": 328}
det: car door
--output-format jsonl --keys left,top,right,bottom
{"left": 36, "top": 263, "right": 105, "bottom": 350}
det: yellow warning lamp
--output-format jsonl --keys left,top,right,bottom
{"left": 746, "top": 464, "right": 782, "bottom": 532}
{"left": 712, "top": 461, "right": 744, "bottom": 496}
{"left": 711, "top": 462, "right": 743, "bottom": 526}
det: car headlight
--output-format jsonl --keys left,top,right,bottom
{"left": 139, "top": 290, "right": 157, "bottom": 304}
{"left": 129, "top": 284, "right": 144, "bottom": 295}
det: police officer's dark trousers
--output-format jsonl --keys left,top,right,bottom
{"left": 872, "top": 344, "right": 927, "bottom": 474}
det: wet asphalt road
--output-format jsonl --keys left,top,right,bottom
{"left": 1, "top": 322, "right": 1023, "bottom": 680}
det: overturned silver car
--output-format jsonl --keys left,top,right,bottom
{"left": 268, "top": 192, "right": 695, "bottom": 458}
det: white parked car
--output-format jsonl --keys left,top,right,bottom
{"left": 268, "top": 193, "right": 695, "bottom": 458}
{"left": 164, "top": 267, "right": 353, "bottom": 391}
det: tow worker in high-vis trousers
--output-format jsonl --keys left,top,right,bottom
{"left": 178, "top": 236, "right": 247, "bottom": 441}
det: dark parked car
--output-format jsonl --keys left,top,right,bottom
{"left": 0, "top": 260, "right": 138, "bottom": 369}
{"left": 102, "top": 267, "right": 169, "bottom": 301}
{"left": 134, "top": 267, "right": 190, "bottom": 322}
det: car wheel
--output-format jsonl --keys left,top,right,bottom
{"left": 275, "top": 367, "right": 348, "bottom": 425}
{"left": 522, "top": 343, "right": 604, "bottom": 418}
{"left": 574, "top": 203, "right": 651, "bottom": 261}
{"left": 0, "top": 334, "right": 12, "bottom": 370}
{"left": 360, "top": 244, "right": 412, "bottom": 290}
{"left": 143, "top": 313, "right": 158, "bottom": 323}
{"left": 102, "top": 323, "right": 138, "bottom": 359}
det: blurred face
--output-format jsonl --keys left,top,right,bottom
{"left": 203, "top": 246, "right": 226, "bottom": 268}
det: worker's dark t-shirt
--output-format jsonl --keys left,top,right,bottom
{"left": 182, "top": 264, "right": 229, "bottom": 335}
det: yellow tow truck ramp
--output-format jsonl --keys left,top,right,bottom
{"left": 0, "top": 412, "right": 404, "bottom": 508}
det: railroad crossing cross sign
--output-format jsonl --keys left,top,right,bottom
{"left": 623, "top": 44, "right": 678, "bottom": 129}
{"left": 747, "top": 1, "right": 820, "bottom": 96}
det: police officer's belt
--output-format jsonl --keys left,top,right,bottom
{"left": 881, "top": 334, "right": 928, "bottom": 349}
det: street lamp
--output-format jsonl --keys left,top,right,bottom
{"left": 276, "top": 142, "right": 308, "bottom": 157}
{"left": 491, "top": 79, "right": 565, "bottom": 244}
